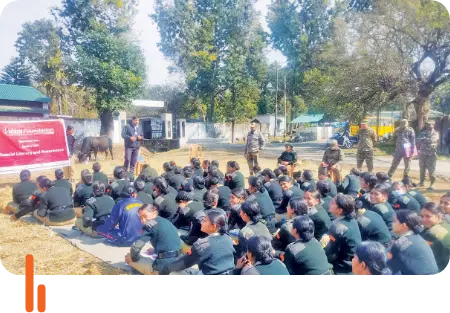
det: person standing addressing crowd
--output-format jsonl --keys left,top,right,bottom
{"left": 63, "top": 125, "right": 76, "bottom": 182}
{"left": 122, "top": 116, "right": 142, "bottom": 175}
{"left": 357, "top": 119, "right": 377, "bottom": 172}
{"left": 245, "top": 122, "right": 265, "bottom": 176}
{"left": 388, "top": 119, "right": 415, "bottom": 179}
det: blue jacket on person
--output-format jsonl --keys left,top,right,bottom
{"left": 96, "top": 197, "right": 144, "bottom": 247}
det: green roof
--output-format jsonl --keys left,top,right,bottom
{"left": 0, "top": 105, "right": 46, "bottom": 114}
{"left": 290, "top": 114, "right": 324, "bottom": 124}
{"left": 0, "top": 83, "right": 51, "bottom": 103}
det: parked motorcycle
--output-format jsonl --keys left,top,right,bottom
{"left": 329, "top": 130, "right": 358, "bottom": 149}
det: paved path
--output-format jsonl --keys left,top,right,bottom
{"left": 188, "top": 139, "right": 450, "bottom": 180}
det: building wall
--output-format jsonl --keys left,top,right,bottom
{"left": 186, "top": 122, "right": 270, "bottom": 142}
{"left": 255, "top": 114, "right": 285, "bottom": 136}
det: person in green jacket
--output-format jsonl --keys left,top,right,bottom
{"left": 352, "top": 241, "right": 391, "bottom": 275}
{"left": 390, "top": 182, "right": 421, "bottom": 213}
{"left": 420, "top": 202, "right": 450, "bottom": 273}
{"left": 92, "top": 162, "right": 109, "bottom": 186}
{"left": 232, "top": 236, "right": 289, "bottom": 275}
{"left": 224, "top": 161, "right": 245, "bottom": 190}
{"left": 402, "top": 177, "right": 427, "bottom": 208}
{"left": 304, "top": 190, "right": 332, "bottom": 242}
{"left": 340, "top": 168, "right": 361, "bottom": 197}
{"left": 440, "top": 192, "right": 450, "bottom": 224}
{"left": 134, "top": 179, "right": 154, "bottom": 204}
{"left": 54, "top": 169, "right": 73, "bottom": 196}
{"left": 368, "top": 184, "right": 395, "bottom": 233}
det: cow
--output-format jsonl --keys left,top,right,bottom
{"left": 77, "top": 136, "right": 113, "bottom": 163}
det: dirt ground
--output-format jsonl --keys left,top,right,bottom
{"left": 0, "top": 144, "right": 448, "bottom": 275}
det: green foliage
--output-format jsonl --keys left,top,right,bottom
{"left": 0, "top": 57, "right": 33, "bottom": 86}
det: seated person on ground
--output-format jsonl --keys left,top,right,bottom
{"left": 92, "top": 162, "right": 109, "bottom": 185}
{"left": 340, "top": 168, "right": 361, "bottom": 197}
{"left": 75, "top": 182, "right": 115, "bottom": 237}
{"left": 172, "top": 191, "right": 205, "bottom": 229}
{"left": 152, "top": 177, "right": 178, "bottom": 220}
{"left": 278, "top": 144, "right": 297, "bottom": 166}
{"left": 440, "top": 192, "right": 450, "bottom": 224}
{"left": 356, "top": 172, "right": 378, "bottom": 210}
{"left": 228, "top": 188, "right": 247, "bottom": 230}
{"left": 168, "top": 167, "right": 184, "bottom": 191}
{"left": 300, "top": 170, "right": 316, "bottom": 192}
{"left": 284, "top": 216, "right": 332, "bottom": 275}
{"left": 317, "top": 180, "right": 334, "bottom": 220}
{"left": 134, "top": 179, "right": 153, "bottom": 204}
{"left": 202, "top": 160, "right": 210, "bottom": 178}
{"left": 192, "top": 176, "right": 207, "bottom": 202}
{"left": 247, "top": 176, "right": 277, "bottom": 234}
{"left": 107, "top": 166, "right": 130, "bottom": 203}
{"left": 13, "top": 175, "right": 47, "bottom": 219}
{"left": 402, "top": 177, "right": 427, "bottom": 208}
{"left": 352, "top": 241, "right": 391, "bottom": 275}
{"left": 390, "top": 182, "right": 421, "bottom": 213}
{"left": 304, "top": 190, "right": 332, "bottom": 242}
{"left": 368, "top": 184, "right": 395, "bottom": 233}
{"left": 354, "top": 197, "right": 392, "bottom": 245}
{"left": 261, "top": 168, "right": 283, "bottom": 213}
{"left": 141, "top": 163, "right": 159, "bottom": 179}
{"left": 278, "top": 175, "right": 304, "bottom": 219}
{"left": 224, "top": 161, "right": 245, "bottom": 190}
{"left": 272, "top": 198, "right": 305, "bottom": 254}
{"left": 191, "top": 158, "right": 204, "bottom": 178}
{"left": 96, "top": 185, "right": 144, "bottom": 246}
{"left": 208, "top": 170, "right": 231, "bottom": 212}
{"left": 232, "top": 236, "right": 289, "bottom": 275}
{"left": 376, "top": 172, "right": 392, "bottom": 187}
{"left": 211, "top": 160, "right": 224, "bottom": 180}
{"left": 183, "top": 166, "right": 194, "bottom": 186}
{"left": 73, "top": 171, "right": 94, "bottom": 212}
{"left": 53, "top": 169, "right": 73, "bottom": 196}
{"left": 293, "top": 171, "right": 303, "bottom": 186}
{"left": 125, "top": 203, "right": 182, "bottom": 274}
{"left": 318, "top": 167, "right": 338, "bottom": 197}
{"left": 159, "top": 210, "right": 235, "bottom": 275}
{"left": 33, "top": 178, "right": 76, "bottom": 226}
{"left": 138, "top": 171, "right": 154, "bottom": 195}
{"left": 8, "top": 170, "right": 36, "bottom": 213}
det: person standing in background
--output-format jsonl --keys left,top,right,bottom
{"left": 63, "top": 125, "right": 76, "bottom": 183}
{"left": 387, "top": 119, "right": 415, "bottom": 179}
{"left": 357, "top": 119, "right": 377, "bottom": 172}
{"left": 245, "top": 122, "right": 265, "bottom": 176}
{"left": 122, "top": 116, "right": 142, "bottom": 174}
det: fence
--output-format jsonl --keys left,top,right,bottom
{"left": 185, "top": 122, "right": 270, "bottom": 141}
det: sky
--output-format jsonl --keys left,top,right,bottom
{"left": 0, "top": 0, "right": 286, "bottom": 85}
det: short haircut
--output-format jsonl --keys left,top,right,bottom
{"left": 20, "top": 170, "right": 31, "bottom": 182}
{"left": 132, "top": 116, "right": 139, "bottom": 121}
{"left": 292, "top": 216, "right": 315, "bottom": 242}
{"left": 66, "top": 125, "right": 74, "bottom": 131}
{"left": 82, "top": 171, "right": 93, "bottom": 185}
{"left": 278, "top": 175, "right": 291, "bottom": 183}
{"left": 303, "top": 170, "right": 313, "bottom": 181}
{"left": 92, "top": 162, "right": 101, "bottom": 172}
{"left": 92, "top": 182, "right": 106, "bottom": 197}
{"left": 55, "top": 169, "right": 64, "bottom": 180}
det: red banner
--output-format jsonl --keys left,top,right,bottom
{"left": 0, "top": 120, "right": 70, "bottom": 174}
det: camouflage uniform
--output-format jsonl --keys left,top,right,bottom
{"left": 322, "top": 144, "right": 344, "bottom": 184}
{"left": 357, "top": 127, "right": 377, "bottom": 172}
{"left": 245, "top": 129, "right": 265, "bottom": 175}
{"left": 417, "top": 122, "right": 439, "bottom": 187}
{"left": 387, "top": 120, "right": 416, "bottom": 178}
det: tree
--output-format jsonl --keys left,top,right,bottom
{"left": 15, "top": 19, "right": 65, "bottom": 113}
{"left": 153, "top": 0, "right": 267, "bottom": 122}
{"left": 359, "top": 0, "right": 450, "bottom": 130}
{"left": 267, "top": 0, "right": 335, "bottom": 98}
{"left": 0, "top": 57, "right": 33, "bottom": 86}
{"left": 54, "top": 0, "right": 146, "bottom": 136}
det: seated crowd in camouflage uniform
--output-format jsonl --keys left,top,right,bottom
{"left": 6, "top": 151, "right": 450, "bottom": 275}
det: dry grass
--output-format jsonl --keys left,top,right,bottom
{"left": 0, "top": 144, "right": 448, "bottom": 275}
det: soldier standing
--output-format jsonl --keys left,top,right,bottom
{"left": 357, "top": 119, "right": 377, "bottom": 172}
{"left": 387, "top": 119, "right": 416, "bottom": 179}
{"left": 417, "top": 121, "right": 439, "bottom": 189}
{"left": 245, "top": 122, "right": 265, "bottom": 176}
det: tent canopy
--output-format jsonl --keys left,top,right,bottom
{"left": 290, "top": 114, "right": 324, "bottom": 124}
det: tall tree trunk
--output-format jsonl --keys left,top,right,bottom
{"left": 208, "top": 95, "right": 215, "bottom": 123}
{"left": 100, "top": 110, "right": 114, "bottom": 137}
{"left": 412, "top": 96, "right": 430, "bottom": 132}
{"left": 57, "top": 93, "right": 62, "bottom": 115}
{"left": 231, "top": 120, "right": 236, "bottom": 144}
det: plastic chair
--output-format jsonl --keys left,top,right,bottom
{"left": 188, "top": 144, "right": 204, "bottom": 162}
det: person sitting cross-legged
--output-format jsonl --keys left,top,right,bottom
{"left": 6, "top": 170, "right": 36, "bottom": 215}
{"left": 278, "top": 144, "right": 297, "bottom": 166}
{"left": 12, "top": 175, "right": 47, "bottom": 220}
{"left": 53, "top": 169, "right": 73, "bottom": 196}
{"left": 73, "top": 170, "right": 94, "bottom": 217}
{"left": 92, "top": 162, "right": 109, "bottom": 186}
{"left": 134, "top": 179, "right": 154, "bottom": 204}
{"left": 75, "top": 182, "right": 115, "bottom": 238}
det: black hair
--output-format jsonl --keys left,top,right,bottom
{"left": 138, "top": 172, "right": 152, "bottom": 183}
{"left": 241, "top": 200, "right": 262, "bottom": 224}
{"left": 55, "top": 169, "right": 64, "bottom": 180}
{"left": 92, "top": 162, "right": 101, "bottom": 172}
{"left": 153, "top": 177, "right": 169, "bottom": 195}
{"left": 20, "top": 169, "right": 31, "bottom": 182}
{"left": 422, "top": 202, "right": 441, "bottom": 215}
{"left": 113, "top": 166, "right": 126, "bottom": 179}
{"left": 246, "top": 236, "right": 274, "bottom": 265}
{"left": 391, "top": 182, "right": 404, "bottom": 189}
{"left": 285, "top": 143, "right": 293, "bottom": 149}
{"left": 293, "top": 171, "right": 302, "bottom": 180}
{"left": 396, "top": 210, "right": 423, "bottom": 234}
{"left": 211, "top": 160, "right": 219, "bottom": 167}
{"left": 292, "top": 215, "right": 315, "bottom": 242}
{"left": 183, "top": 166, "right": 193, "bottom": 178}
{"left": 169, "top": 161, "right": 177, "bottom": 167}
{"left": 372, "top": 184, "right": 391, "bottom": 195}
{"left": 261, "top": 168, "right": 276, "bottom": 179}
{"left": 316, "top": 180, "right": 331, "bottom": 197}
{"left": 350, "top": 168, "right": 362, "bottom": 176}
{"left": 181, "top": 181, "right": 195, "bottom": 193}
{"left": 36, "top": 175, "right": 47, "bottom": 187}
{"left": 120, "top": 184, "right": 136, "bottom": 198}
{"left": 289, "top": 198, "right": 309, "bottom": 216}
{"left": 401, "top": 177, "right": 416, "bottom": 188}
{"left": 193, "top": 176, "right": 206, "bottom": 190}
{"left": 92, "top": 182, "right": 106, "bottom": 197}
{"left": 318, "top": 167, "right": 329, "bottom": 178}
{"left": 191, "top": 158, "right": 201, "bottom": 169}
{"left": 231, "top": 188, "right": 247, "bottom": 200}
{"left": 306, "top": 190, "right": 321, "bottom": 202}
{"left": 174, "top": 166, "right": 182, "bottom": 175}
{"left": 162, "top": 162, "right": 170, "bottom": 172}
{"left": 227, "top": 161, "right": 240, "bottom": 171}
{"left": 206, "top": 210, "right": 228, "bottom": 235}
{"left": 273, "top": 168, "right": 282, "bottom": 178}
{"left": 279, "top": 165, "right": 289, "bottom": 176}
{"left": 81, "top": 171, "right": 93, "bottom": 185}
{"left": 376, "top": 172, "right": 390, "bottom": 184}
{"left": 139, "top": 203, "right": 157, "bottom": 213}
{"left": 209, "top": 176, "right": 221, "bottom": 187}
{"left": 362, "top": 173, "right": 378, "bottom": 190}
{"left": 208, "top": 167, "right": 220, "bottom": 178}
{"left": 334, "top": 194, "right": 356, "bottom": 218}
{"left": 203, "top": 159, "right": 211, "bottom": 167}
{"left": 176, "top": 190, "right": 194, "bottom": 203}
{"left": 40, "top": 178, "right": 55, "bottom": 190}
{"left": 66, "top": 125, "right": 74, "bottom": 131}
{"left": 132, "top": 116, "right": 139, "bottom": 121}
{"left": 134, "top": 179, "right": 146, "bottom": 192}
{"left": 163, "top": 162, "right": 175, "bottom": 172}
{"left": 303, "top": 170, "right": 313, "bottom": 181}
{"left": 278, "top": 175, "right": 291, "bottom": 184}
{"left": 203, "top": 189, "right": 219, "bottom": 209}
{"left": 248, "top": 176, "right": 265, "bottom": 193}
{"left": 355, "top": 241, "right": 391, "bottom": 275}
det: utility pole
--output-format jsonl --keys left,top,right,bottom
{"left": 284, "top": 75, "right": 287, "bottom": 142}
{"left": 274, "top": 61, "right": 278, "bottom": 138}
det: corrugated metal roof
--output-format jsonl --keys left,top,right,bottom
{"left": 0, "top": 105, "right": 46, "bottom": 114}
{"left": 290, "top": 114, "right": 324, "bottom": 124}
{"left": 0, "top": 83, "right": 51, "bottom": 103}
